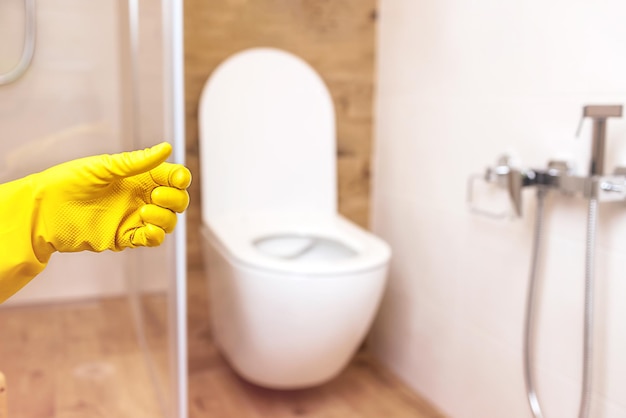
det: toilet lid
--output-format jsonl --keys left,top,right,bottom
{"left": 198, "top": 48, "right": 336, "bottom": 219}
{"left": 203, "top": 213, "right": 391, "bottom": 275}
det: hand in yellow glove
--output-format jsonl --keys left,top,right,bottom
{"left": 0, "top": 142, "right": 191, "bottom": 303}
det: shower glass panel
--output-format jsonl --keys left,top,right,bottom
{"left": 0, "top": 1, "right": 186, "bottom": 417}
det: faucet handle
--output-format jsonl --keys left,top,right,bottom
{"left": 507, "top": 167, "right": 524, "bottom": 217}
{"left": 467, "top": 154, "right": 524, "bottom": 219}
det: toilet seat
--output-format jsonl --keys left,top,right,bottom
{"left": 203, "top": 212, "right": 390, "bottom": 276}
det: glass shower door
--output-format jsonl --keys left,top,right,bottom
{"left": 123, "top": 1, "right": 187, "bottom": 417}
{"left": 0, "top": 0, "right": 186, "bottom": 417}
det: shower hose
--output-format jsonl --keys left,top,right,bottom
{"left": 523, "top": 187, "right": 596, "bottom": 418}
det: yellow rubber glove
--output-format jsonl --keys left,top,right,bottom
{"left": 0, "top": 142, "right": 191, "bottom": 303}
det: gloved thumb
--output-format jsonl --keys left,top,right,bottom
{"left": 96, "top": 142, "right": 173, "bottom": 181}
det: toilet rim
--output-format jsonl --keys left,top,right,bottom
{"left": 201, "top": 213, "right": 391, "bottom": 276}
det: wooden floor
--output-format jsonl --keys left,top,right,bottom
{"left": 188, "top": 351, "right": 445, "bottom": 418}
{"left": 0, "top": 268, "right": 445, "bottom": 418}
{"left": 0, "top": 298, "right": 163, "bottom": 418}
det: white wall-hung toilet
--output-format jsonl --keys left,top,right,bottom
{"left": 198, "top": 47, "right": 391, "bottom": 389}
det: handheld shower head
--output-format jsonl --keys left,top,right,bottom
{"left": 582, "top": 105, "right": 623, "bottom": 176}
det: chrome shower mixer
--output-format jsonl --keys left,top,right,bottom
{"left": 468, "top": 104, "right": 624, "bottom": 418}
{"left": 469, "top": 104, "right": 625, "bottom": 217}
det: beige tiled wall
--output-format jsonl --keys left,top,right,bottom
{"left": 0, "top": 1, "right": 173, "bottom": 304}
{"left": 0, "top": 1, "right": 127, "bottom": 305}
{"left": 0, "top": 0, "right": 122, "bottom": 180}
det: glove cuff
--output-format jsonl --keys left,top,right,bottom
{"left": 0, "top": 175, "right": 54, "bottom": 302}
{"left": 25, "top": 174, "right": 56, "bottom": 261}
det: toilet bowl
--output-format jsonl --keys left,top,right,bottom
{"left": 198, "top": 47, "right": 391, "bottom": 389}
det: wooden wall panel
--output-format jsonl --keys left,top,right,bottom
{"left": 184, "top": 0, "right": 378, "bottom": 271}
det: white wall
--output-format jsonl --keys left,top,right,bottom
{"left": 370, "top": 1, "right": 626, "bottom": 417}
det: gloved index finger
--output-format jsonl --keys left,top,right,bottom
{"left": 149, "top": 162, "right": 192, "bottom": 189}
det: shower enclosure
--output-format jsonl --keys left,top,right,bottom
{"left": 0, "top": 1, "right": 187, "bottom": 417}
